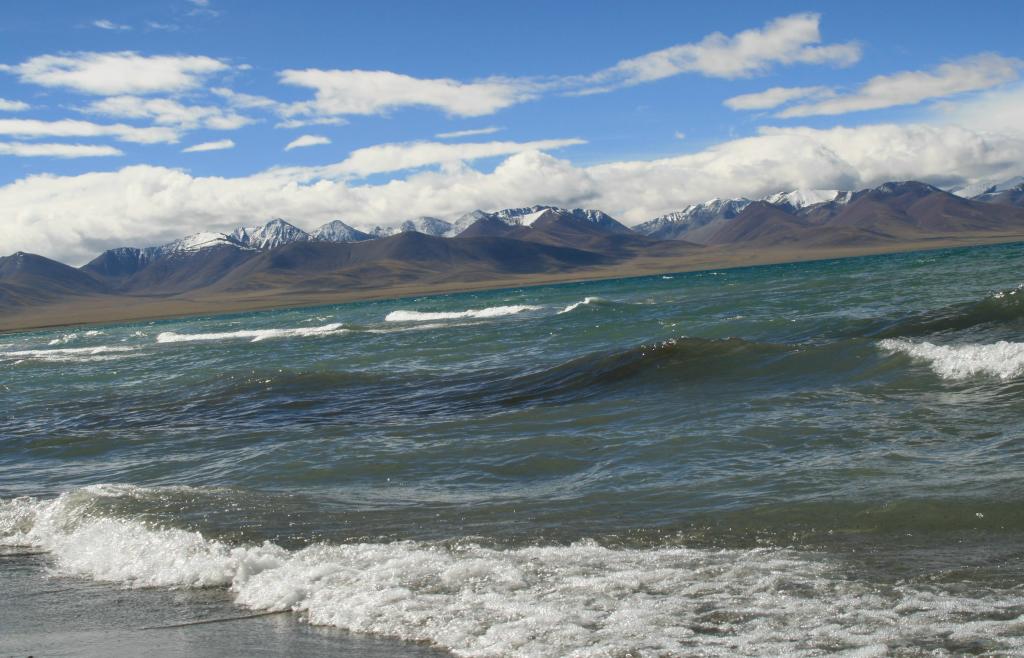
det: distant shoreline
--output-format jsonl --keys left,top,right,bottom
{"left": 3, "top": 233, "right": 1023, "bottom": 335}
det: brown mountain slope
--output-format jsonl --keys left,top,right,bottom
{"left": 702, "top": 203, "right": 812, "bottom": 246}
{"left": 114, "top": 245, "right": 259, "bottom": 294}
{"left": 0, "top": 252, "right": 108, "bottom": 309}
{"left": 207, "top": 232, "right": 616, "bottom": 293}
{"left": 827, "top": 182, "right": 1024, "bottom": 236}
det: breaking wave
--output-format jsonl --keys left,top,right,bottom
{"left": 0, "top": 345, "right": 137, "bottom": 363}
{"left": 385, "top": 305, "right": 542, "bottom": 322}
{"left": 558, "top": 296, "right": 604, "bottom": 314}
{"left": 156, "top": 323, "right": 346, "bottom": 344}
{"left": 879, "top": 338, "right": 1024, "bottom": 380}
{"left": 47, "top": 330, "right": 104, "bottom": 346}
{"left": 4, "top": 486, "right": 1023, "bottom": 657}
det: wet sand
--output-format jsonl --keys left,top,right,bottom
{"left": 1, "top": 551, "right": 451, "bottom": 658}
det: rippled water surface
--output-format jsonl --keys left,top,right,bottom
{"left": 4, "top": 243, "right": 1024, "bottom": 656}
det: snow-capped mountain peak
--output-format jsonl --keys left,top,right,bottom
{"left": 763, "top": 189, "right": 850, "bottom": 210}
{"left": 367, "top": 216, "right": 454, "bottom": 238}
{"left": 633, "top": 197, "right": 752, "bottom": 236}
{"left": 231, "top": 218, "right": 310, "bottom": 250}
{"left": 312, "top": 220, "right": 371, "bottom": 243}
{"left": 447, "top": 210, "right": 491, "bottom": 236}
{"left": 159, "top": 232, "right": 249, "bottom": 255}
{"left": 399, "top": 216, "right": 453, "bottom": 236}
{"left": 950, "top": 176, "right": 1024, "bottom": 199}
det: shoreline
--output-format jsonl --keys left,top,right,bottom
{"left": 3, "top": 233, "right": 1022, "bottom": 334}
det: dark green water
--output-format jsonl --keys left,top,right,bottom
{"left": 3, "top": 243, "right": 1024, "bottom": 656}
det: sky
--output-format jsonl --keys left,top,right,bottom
{"left": 2, "top": 0, "right": 1024, "bottom": 264}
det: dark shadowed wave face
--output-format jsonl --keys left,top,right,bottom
{"left": 4, "top": 241, "right": 1024, "bottom": 656}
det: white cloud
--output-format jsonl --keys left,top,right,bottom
{"left": 578, "top": 13, "right": 859, "bottom": 92}
{"left": 0, "top": 98, "right": 30, "bottom": 112}
{"left": 82, "top": 96, "right": 254, "bottom": 130}
{"left": 285, "top": 134, "right": 331, "bottom": 151}
{"left": 674, "top": 131, "right": 686, "bottom": 140}
{"left": 274, "top": 116, "right": 348, "bottom": 129}
{"left": 724, "top": 85, "right": 833, "bottom": 110}
{"left": 313, "top": 138, "right": 586, "bottom": 178}
{"left": 145, "top": 21, "right": 179, "bottom": 32}
{"left": 182, "top": 139, "right": 235, "bottom": 153}
{"left": 211, "top": 87, "right": 281, "bottom": 110}
{"left": 93, "top": 19, "right": 131, "bottom": 31}
{"left": 931, "top": 82, "right": 1024, "bottom": 135}
{"left": 278, "top": 69, "right": 540, "bottom": 119}
{"left": 270, "top": 15, "right": 857, "bottom": 121}
{"left": 777, "top": 53, "right": 1022, "bottom": 118}
{"left": 435, "top": 127, "right": 503, "bottom": 139}
{"left": 0, "top": 51, "right": 229, "bottom": 95}
{"left": 0, "top": 142, "right": 123, "bottom": 158}
{"left": 0, "top": 118, "right": 178, "bottom": 143}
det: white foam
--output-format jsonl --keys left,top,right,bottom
{"left": 47, "top": 330, "right": 104, "bottom": 346}
{"left": 385, "top": 305, "right": 542, "bottom": 322}
{"left": 558, "top": 297, "right": 602, "bottom": 314}
{"left": 5, "top": 487, "right": 1024, "bottom": 657}
{"left": 0, "top": 345, "right": 137, "bottom": 362}
{"left": 156, "top": 323, "right": 346, "bottom": 344}
{"left": 879, "top": 338, "right": 1024, "bottom": 380}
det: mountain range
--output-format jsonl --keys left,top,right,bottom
{"left": 4, "top": 178, "right": 1024, "bottom": 326}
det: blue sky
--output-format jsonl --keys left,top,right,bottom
{"left": 2, "top": 0, "right": 1023, "bottom": 263}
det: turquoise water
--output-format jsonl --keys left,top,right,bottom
{"left": 4, "top": 243, "right": 1024, "bottom": 656}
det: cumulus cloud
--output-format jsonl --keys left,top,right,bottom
{"left": 278, "top": 69, "right": 540, "bottom": 119}
{"left": 724, "top": 85, "right": 833, "bottom": 110}
{"left": 0, "top": 118, "right": 178, "bottom": 143}
{"left": 0, "top": 142, "right": 123, "bottom": 157}
{"left": 92, "top": 19, "right": 131, "bottom": 31}
{"left": 777, "top": 53, "right": 1022, "bottom": 118}
{"left": 313, "top": 138, "right": 586, "bottom": 179}
{"left": 211, "top": 87, "right": 282, "bottom": 110}
{"left": 182, "top": 139, "right": 235, "bottom": 152}
{"left": 576, "top": 13, "right": 859, "bottom": 93}
{"left": 82, "top": 96, "right": 254, "bottom": 130}
{"left": 435, "top": 126, "right": 503, "bottom": 139}
{"left": 6, "top": 115, "right": 1024, "bottom": 266}
{"left": 0, "top": 51, "right": 229, "bottom": 95}
{"left": 931, "top": 82, "right": 1024, "bottom": 135}
{"left": 284, "top": 134, "right": 331, "bottom": 151}
{"left": 0, "top": 98, "right": 30, "bottom": 112}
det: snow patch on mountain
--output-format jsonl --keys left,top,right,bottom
{"left": 232, "top": 219, "right": 310, "bottom": 250}
{"left": 312, "top": 220, "right": 371, "bottom": 243}
{"left": 157, "top": 232, "right": 250, "bottom": 256}
{"left": 633, "top": 198, "right": 751, "bottom": 236}
{"left": 951, "top": 176, "right": 1024, "bottom": 199}
{"left": 763, "top": 189, "right": 850, "bottom": 210}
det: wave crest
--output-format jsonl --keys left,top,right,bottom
{"left": 0, "top": 345, "right": 137, "bottom": 362}
{"left": 879, "top": 338, "right": 1024, "bottom": 380}
{"left": 385, "top": 305, "right": 542, "bottom": 322}
{"left": 558, "top": 296, "right": 605, "bottom": 314}
{"left": 156, "top": 323, "right": 346, "bottom": 344}
{"left": 494, "top": 337, "right": 784, "bottom": 404}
